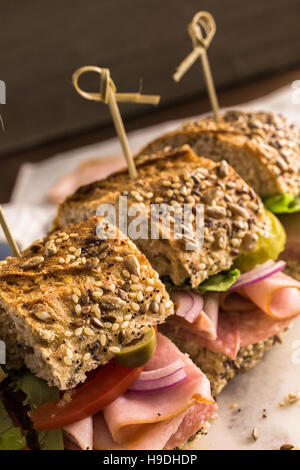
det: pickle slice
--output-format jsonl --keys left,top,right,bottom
{"left": 234, "top": 210, "right": 286, "bottom": 272}
{"left": 115, "top": 327, "right": 157, "bottom": 368}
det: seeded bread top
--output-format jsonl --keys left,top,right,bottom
{"left": 55, "top": 147, "right": 271, "bottom": 288}
{"left": 0, "top": 217, "right": 173, "bottom": 390}
{"left": 137, "top": 110, "right": 300, "bottom": 197}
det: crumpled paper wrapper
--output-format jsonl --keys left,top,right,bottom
{"left": 0, "top": 204, "right": 55, "bottom": 250}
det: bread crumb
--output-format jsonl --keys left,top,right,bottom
{"left": 252, "top": 427, "right": 259, "bottom": 441}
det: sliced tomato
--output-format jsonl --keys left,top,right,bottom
{"left": 31, "top": 361, "right": 143, "bottom": 431}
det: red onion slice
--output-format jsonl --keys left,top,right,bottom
{"left": 230, "top": 260, "right": 286, "bottom": 291}
{"left": 139, "top": 359, "right": 185, "bottom": 381}
{"left": 170, "top": 290, "right": 193, "bottom": 317}
{"left": 184, "top": 292, "right": 204, "bottom": 323}
{"left": 171, "top": 290, "right": 204, "bottom": 323}
{"left": 129, "top": 368, "right": 187, "bottom": 393}
{"left": 199, "top": 292, "right": 219, "bottom": 340}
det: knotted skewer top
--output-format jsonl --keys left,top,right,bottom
{"left": 73, "top": 66, "right": 160, "bottom": 105}
{"left": 173, "top": 11, "right": 220, "bottom": 121}
{"left": 73, "top": 66, "right": 160, "bottom": 179}
{"left": 188, "top": 11, "right": 216, "bottom": 51}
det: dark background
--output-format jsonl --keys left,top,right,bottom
{"left": 0, "top": 0, "right": 299, "bottom": 200}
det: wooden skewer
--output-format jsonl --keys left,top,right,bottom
{"left": 0, "top": 206, "right": 20, "bottom": 257}
{"left": 107, "top": 88, "right": 138, "bottom": 179}
{"left": 72, "top": 66, "right": 160, "bottom": 180}
{"left": 198, "top": 44, "right": 220, "bottom": 122}
{"left": 173, "top": 11, "right": 220, "bottom": 122}
{"left": 0, "top": 114, "right": 18, "bottom": 257}
{"left": 0, "top": 113, "right": 4, "bottom": 132}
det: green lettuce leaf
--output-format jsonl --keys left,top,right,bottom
{"left": 37, "top": 430, "right": 64, "bottom": 451}
{"left": 13, "top": 371, "right": 64, "bottom": 450}
{"left": 14, "top": 371, "right": 60, "bottom": 407}
{"left": 196, "top": 269, "right": 240, "bottom": 295}
{"left": 0, "top": 399, "right": 13, "bottom": 435}
{"left": 263, "top": 193, "right": 300, "bottom": 214}
{"left": 163, "top": 269, "right": 241, "bottom": 295}
{"left": 0, "top": 427, "right": 26, "bottom": 450}
{"left": 0, "top": 399, "right": 26, "bottom": 450}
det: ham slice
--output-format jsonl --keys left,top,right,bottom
{"left": 93, "top": 333, "right": 216, "bottom": 450}
{"left": 93, "top": 402, "right": 215, "bottom": 450}
{"left": 165, "top": 268, "right": 300, "bottom": 361}
{"left": 63, "top": 416, "right": 93, "bottom": 450}
{"left": 164, "top": 402, "right": 215, "bottom": 449}
{"left": 93, "top": 411, "right": 185, "bottom": 450}
{"left": 239, "top": 309, "right": 293, "bottom": 347}
{"left": 165, "top": 306, "right": 292, "bottom": 361}
{"left": 220, "top": 292, "right": 256, "bottom": 312}
{"left": 242, "top": 271, "right": 300, "bottom": 319}
{"left": 196, "top": 311, "right": 240, "bottom": 360}
{"left": 163, "top": 311, "right": 240, "bottom": 361}
{"left": 48, "top": 156, "right": 125, "bottom": 203}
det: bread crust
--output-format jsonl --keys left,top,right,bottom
{"left": 0, "top": 217, "right": 173, "bottom": 390}
{"left": 137, "top": 110, "right": 300, "bottom": 197}
{"left": 55, "top": 147, "right": 271, "bottom": 288}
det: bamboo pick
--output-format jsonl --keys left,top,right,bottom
{"left": 0, "top": 206, "right": 20, "bottom": 257}
{"left": 0, "top": 113, "right": 4, "bottom": 132}
{"left": 0, "top": 113, "right": 20, "bottom": 257}
{"left": 173, "top": 11, "right": 220, "bottom": 122}
{"left": 72, "top": 66, "right": 160, "bottom": 180}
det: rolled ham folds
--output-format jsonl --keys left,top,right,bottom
{"left": 241, "top": 271, "right": 300, "bottom": 319}
{"left": 163, "top": 307, "right": 293, "bottom": 361}
{"left": 162, "top": 267, "right": 300, "bottom": 360}
{"left": 93, "top": 333, "right": 217, "bottom": 450}
{"left": 63, "top": 416, "right": 93, "bottom": 450}
{"left": 220, "top": 292, "right": 256, "bottom": 312}
{"left": 198, "top": 308, "right": 293, "bottom": 360}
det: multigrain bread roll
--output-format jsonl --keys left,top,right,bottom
{"left": 0, "top": 217, "right": 173, "bottom": 390}
{"left": 55, "top": 146, "right": 272, "bottom": 288}
{"left": 137, "top": 110, "right": 300, "bottom": 197}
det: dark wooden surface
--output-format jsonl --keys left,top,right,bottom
{"left": 0, "top": 0, "right": 299, "bottom": 157}
{"left": 1, "top": 66, "right": 299, "bottom": 203}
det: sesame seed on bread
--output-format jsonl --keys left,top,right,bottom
{"left": 55, "top": 146, "right": 271, "bottom": 288}
{"left": 137, "top": 110, "right": 300, "bottom": 197}
{"left": 0, "top": 217, "right": 173, "bottom": 390}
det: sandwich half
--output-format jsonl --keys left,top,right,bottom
{"left": 136, "top": 110, "right": 300, "bottom": 280}
{"left": 54, "top": 146, "right": 300, "bottom": 396}
{"left": 0, "top": 216, "right": 217, "bottom": 450}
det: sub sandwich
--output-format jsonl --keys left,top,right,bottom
{"left": 137, "top": 110, "right": 300, "bottom": 281}
{"left": 54, "top": 147, "right": 300, "bottom": 396}
{"left": 0, "top": 216, "right": 217, "bottom": 450}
